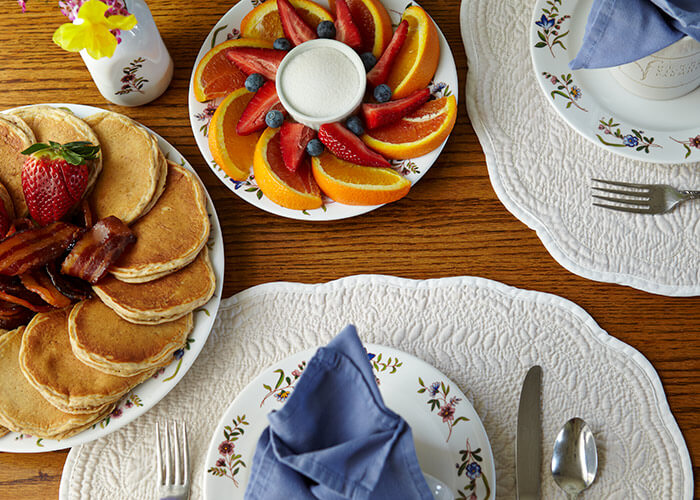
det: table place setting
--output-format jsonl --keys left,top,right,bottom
{"left": 460, "top": 0, "right": 700, "bottom": 296}
{"left": 0, "top": 0, "right": 697, "bottom": 499}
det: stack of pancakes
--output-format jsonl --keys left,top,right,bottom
{"left": 0, "top": 106, "right": 215, "bottom": 440}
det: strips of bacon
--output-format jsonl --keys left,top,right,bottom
{"left": 45, "top": 261, "right": 92, "bottom": 301}
{"left": 20, "top": 268, "right": 72, "bottom": 308}
{"left": 0, "top": 275, "right": 53, "bottom": 313}
{"left": 0, "top": 222, "right": 82, "bottom": 276}
{"left": 61, "top": 216, "right": 136, "bottom": 284}
{"left": 0, "top": 299, "right": 34, "bottom": 329}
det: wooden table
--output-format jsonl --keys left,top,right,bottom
{"left": 0, "top": 1, "right": 697, "bottom": 498}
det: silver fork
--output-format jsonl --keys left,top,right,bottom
{"left": 156, "top": 422, "right": 189, "bottom": 500}
{"left": 592, "top": 178, "right": 700, "bottom": 214}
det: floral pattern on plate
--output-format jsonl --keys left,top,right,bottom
{"left": 530, "top": 0, "right": 700, "bottom": 163}
{"left": 188, "top": 0, "right": 459, "bottom": 221}
{"left": 203, "top": 344, "right": 495, "bottom": 499}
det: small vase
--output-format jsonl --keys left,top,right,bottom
{"left": 79, "top": 0, "right": 174, "bottom": 106}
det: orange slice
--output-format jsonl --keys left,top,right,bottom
{"left": 361, "top": 95, "right": 456, "bottom": 159}
{"left": 241, "top": 0, "right": 333, "bottom": 41}
{"left": 208, "top": 88, "right": 261, "bottom": 181}
{"left": 193, "top": 38, "right": 273, "bottom": 102}
{"left": 254, "top": 127, "right": 323, "bottom": 210}
{"left": 385, "top": 6, "right": 440, "bottom": 99}
{"left": 329, "top": 0, "right": 393, "bottom": 57}
{"left": 311, "top": 151, "right": 410, "bottom": 205}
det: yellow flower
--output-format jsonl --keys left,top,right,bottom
{"left": 52, "top": 0, "right": 137, "bottom": 59}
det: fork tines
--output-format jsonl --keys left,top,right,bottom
{"left": 156, "top": 422, "right": 189, "bottom": 489}
{"left": 591, "top": 178, "right": 654, "bottom": 214}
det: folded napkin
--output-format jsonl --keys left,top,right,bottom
{"left": 244, "top": 324, "right": 433, "bottom": 500}
{"left": 570, "top": 0, "right": 700, "bottom": 69}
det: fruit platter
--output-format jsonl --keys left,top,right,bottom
{"left": 188, "top": 0, "right": 458, "bottom": 220}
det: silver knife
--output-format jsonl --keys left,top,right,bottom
{"left": 516, "top": 365, "right": 542, "bottom": 500}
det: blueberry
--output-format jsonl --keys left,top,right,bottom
{"left": 373, "top": 83, "right": 392, "bottom": 103}
{"left": 359, "top": 52, "right": 377, "bottom": 71}
{"left": 306, "top": 138, "right": 324, "bottom": 157}
{"left": 316, "top": 21, "right": 336, "bottom": 39}
{"left": 244, "top": 73, "right": 265, "bottom": 92}
{"left": 273, "top": 37, "right": 291, "bottom": 51}
{"left": 346, "top": 115, "right": 364, "bottom": 135}
{"left": 265, "top": 110, "right": 284, "bottom": 128}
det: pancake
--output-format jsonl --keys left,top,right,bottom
{"left": 138, "top": 134, "right": 168, "bottom": 218}
{"left": 19, "top": 309, "right": 155, "bottom": 414}
{"left": 8, "top": 105, "right": 102, "bottom": 193}
{"left": 0, "top": 114, "right": 34, "bottom": 216}
{"left": 94, "top": 247, "right": 215, "bottom": 325}
{"left": 68, "top": 299, "right": 193, "bottom": 377}
{"left": 0, "top": 327, "right": 114, "bottom": 440}
{"left": 85, "top": 111, "right": 166, "bottom": 224}
{"left": 0, "top": 181, "right": 15, "bottom": 221}
{"left": 110, "top": 162, "right": 210, "bottom": 283}
{"left": 0, "top": 426, "right": 8, "bottom": 438}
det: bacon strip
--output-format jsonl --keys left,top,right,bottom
{"left": 20, "top": 268, "right": 72, "bottom": 308}
{"left": 61, "top": 216, "right": 136, "bottom": 284}
{"left": 45, "top": 261, "right": 92, "bottom": 301}
{"left": 0, "top": 222, "right": 82, "bottom": 276}
{"left": 0, "top": 275, "right": 53, "bottom": 313}
{"left": 0, "top": 300, "right": 34, "bottom": 329}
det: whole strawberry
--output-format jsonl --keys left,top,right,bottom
{"left": 21, "top": 141, "right": 100, "bottom": 226}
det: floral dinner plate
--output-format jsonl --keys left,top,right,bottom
{"left": 0, "top": 103, "right": 224, "bottom": 453}
{"left": 203, "top": 343, "right": 495, "bottom": 499}
{"left": 530, "top": 0, "right": 700, "bottom": 163}
{"left": 188, "top": 0, "right": 458, "bottom": 221}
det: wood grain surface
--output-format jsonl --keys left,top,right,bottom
{"left": 0, "top": 1, "right": 698, "bottom": 499}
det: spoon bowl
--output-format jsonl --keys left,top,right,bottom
{"left": 551, "top": 417, "right": 598, "bottom": 499}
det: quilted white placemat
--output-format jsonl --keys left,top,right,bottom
{"left": 59, "top": 275, "right": 691, "bottom": 499}
{"left": 460, "top": 0, "right": 700, "bottom": 296}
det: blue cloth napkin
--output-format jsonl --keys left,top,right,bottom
{"left": 570, "top": 0, "right": 700, "bottom": 69}
{"left": 244, "top": 325, "right": 433, "bottom": 500}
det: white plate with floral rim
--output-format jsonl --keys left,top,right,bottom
{"left": 530, "top": 0, "right": 700, "bottom": 163}
{"left": 0, "top": 103, "right": 224, "bottom": 453}
{"left": 203, "top": 343, "right": 495, "bottom": 499}
{"left": 188, "top": 0, "right": 458, "bottom": 221}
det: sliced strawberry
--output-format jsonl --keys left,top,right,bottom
{"left": 367, "top": 20, "right": 408, "bottom": 88}
{"left": 334, "top": 0, "right": 362, "bottom": 50}
{"left": 277, "top": 0, "right": 317, "bottom": 46}
{"left": 318, "top": 122, "right": 390, "bottom": 168}
{"left": 280, "top": 122, "right": 316, "bottom": 172}
{"left": 225, "top": 47, "right": 287, "bottom": 80}
{"left": 237, "top": 81, "right": 286, "bottom": 135}
{"left": 21, "top": 141, "right": 98, "bottom": 226}
{"left": 361, "top": 87, "right": 431, "bottom": 129}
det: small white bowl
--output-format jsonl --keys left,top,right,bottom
{"left": 609, "top": 36, "right": 700, "bottom": 101}
{"left": 276, "top": 38, "right": 367, "bottom": 130}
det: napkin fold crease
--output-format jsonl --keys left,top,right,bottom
{"left": 244, "top": 325, "right": 433, "bottom": 500}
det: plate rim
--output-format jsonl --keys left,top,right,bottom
{"left": 529, "top": 0, "right": 700, "bottom": 164}
{"left": 201, "top": 340, "right": 496, "bottom": 499}
{"left": 187, "top": 0, "right": 459, "bottom": 221}
{"left": 0, "top": 102, "right": 224, "bottom": 452}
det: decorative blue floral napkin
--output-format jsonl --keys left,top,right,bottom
{"left": 569, "top": 0, "right": 700, "bottom": 69}
{"left": 244, "top": 325, "right": 433, "bottom": 500}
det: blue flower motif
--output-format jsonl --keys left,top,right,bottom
{"left": 570, "top": 86, "right": 582, "bottom": 100}
{"left": 367, "top": 353, "right": 376, "bottom": 361}
{"left": 466, "top": 462, "right": 482, "bottom": 479}
{"left": 428, "top": 382, "right": 440, "bottom": 396}
{"left": 535, "top": 14, "right": 555, "bottom": 29}
{"left": 230, "top": 179, "right": 244, "bottom": 190}
{"left": 623, "top": 135, "right": 639, "bottom": 147}
{"left": 173, "top": 348, "right": 184, "bottom": 360}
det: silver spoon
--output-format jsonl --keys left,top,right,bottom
{"left": 551, "top": 417, "right": 598, "bottom": 499}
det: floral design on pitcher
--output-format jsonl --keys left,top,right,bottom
{"left": 534, "top": 0, "right": 570, "bottom": 57}
{"left": 207, "top": 415, "right": 250, "bottom": 486}
{"left": 670, "top": 134, "right": 700, "bottom": 158}
{"left": 597, "top": 118, "right": 662, "bottom": 153}
{"left": 115, "top": 57, "right": 149, "bottom": 95}
{"left": 418, "top": 378, "right": 469, "bottom": 442}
